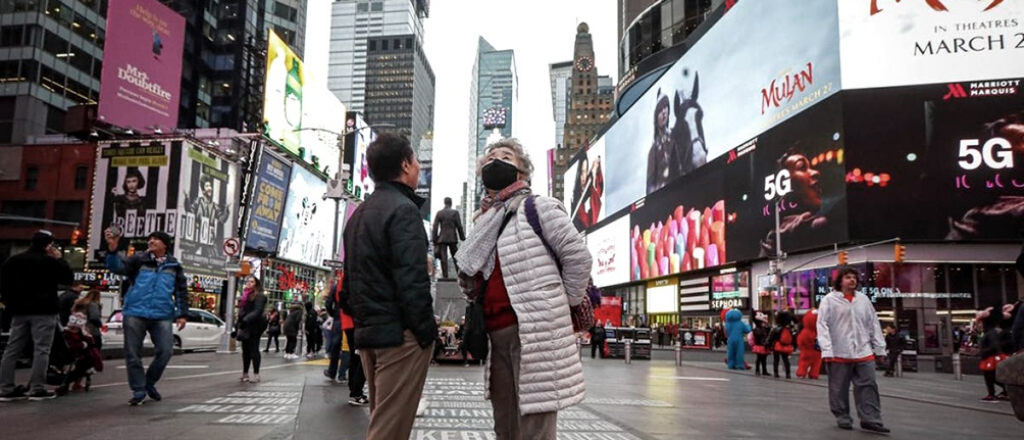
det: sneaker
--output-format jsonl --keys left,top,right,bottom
{"left": 996, "top": 392, "right": 1009, "bottom": 401}
{"left": 27, "top": 389, "right": 56, "bottom": 401}
{"left": 128, "top": 393, "right": 146, "bottom": 406}
{"left": 323, "top": 369, "right": 336, "bottom": 382}
{"left": 145, "top": 386, "right": 162, "bottom": 401}
{"left": 240, "top": 374, "right": 250, "bottom": 383}
{"left": 860, "top": 422, "right": 891, "bottom": 434}
{"left": 837, "top": 422, "right": 853, "bottom": 430}
{"left": 55, "top": 385, "right": 69, "bottom": 396}
{"left": 0, "top": 389, "right": 28, "bottom": 402}
{"left": 980, "top": 395, "right": 999, "bottom": 403}
{"left": 348, "top": 395, "right": 369, "bottom": 406}
{"left": 249, "top": 374, "right": 260, "bottom": 383}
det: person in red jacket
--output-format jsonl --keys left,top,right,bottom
{"left": 771, "top": 310, "right": 795, "bottom": 379}
{"left": 796, "top": 310, "right": 822, "bottom": 379}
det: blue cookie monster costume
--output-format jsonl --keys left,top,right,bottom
{"left": 724, "top": 308, "right": 751, "bottom": 370}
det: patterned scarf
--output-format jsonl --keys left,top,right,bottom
{"left": 456, "top": 181, "right": 532, "bottom": 279}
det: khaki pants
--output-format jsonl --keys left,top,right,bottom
{"left": 361, "top": 330, "right": 433, "bottom": 440}
{"left": 489, "top": 324, "right": 558, "bottom": 440}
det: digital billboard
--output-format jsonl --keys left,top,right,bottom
{"left": 97, "top": 0, "right": 185, "bottom": 132}
{"left": 604, "top": 0, "right": 841, "bottom": 214}
{"left": 245, "top": 149, "right": 292, "bottom": 253}
{"left": 89, "top": 140, "right": 183, "bottom": 262}
{"left": 629, "top": 167, "right": 726, "bottom": 282}
{"left": 298, "top": 81, "right": 345, "bottom": 176}
{"left": 264, "top": 30, "right": 306, "bottom": 158}
{"left": 563, "top": 137, "right": 607, "bottom": 231}
{"left": 646, "top": 278, "right": 679, "bottom": 314}
{"left": 345, "top": 112, "right": 376, "bottom": 200}
{"left": 278, "top": 166, "right": 333, "bottom": 268}
{"left": 839, "top": 0, "right": 1024, "bottom": 90}
{"left": 843, "top": 80, "right": 1024, "bottom": 241}
{"left": 723, "top": 94, "right": 849, "bottom": 262}
{"left": 586, "top": 214, "right": 630, "bottom": 288}
{"left": 176, "top": 143, "right": 237, "bottom": 276}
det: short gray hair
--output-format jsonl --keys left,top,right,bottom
{"left": 476, "top": 138, "right": 534, "bottom": 182}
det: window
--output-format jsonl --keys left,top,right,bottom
{"left": 1, "top": 25, "right": 25, "bottom": 46}
{"left": 357, "top": 2, "right": 368, "bottom": 12}
{"left": 368, "top": 40, "right": 376, "bottom": 51}
{"left": 370, "top": 1, "right": 382, "bottom": 11}
{"left": 74, "top": 165, "right": 88, "bottom": 189}
{"left": 25, "top": 166, "right": 39, "bottom": 190}
{"left": 0, "top": 200, "right": 46, "bottom": 226}
{"left": 53, "top": 201, "right": 84, "bottom": 223}
{"left": 381, "top": 39, "right": 388, "bottom": 50}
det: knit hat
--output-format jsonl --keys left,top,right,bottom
{"left": 147, "top": 231, "right": 173, "bottom": 249}
{"left": 31, "top": 230, "right": 54, "bottom": 248}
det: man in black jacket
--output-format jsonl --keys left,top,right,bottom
{"left": 0, "top": 231, "right": 73, "bottom": 401}
{"left": 341, "top": 133, "right": 436, "bottom": 440}
{"left": 432, "top": 197, "right": 465, "bottom": 279}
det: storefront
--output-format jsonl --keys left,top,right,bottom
{"left": 186, "top": 273, "right": 227, "bottom": 314}
{"left": 262, "top": 258, "right": 329, "bottom": 308}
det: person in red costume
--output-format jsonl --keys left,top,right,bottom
{"left": 796, "top": 309, "right": 822, "bottom": 379}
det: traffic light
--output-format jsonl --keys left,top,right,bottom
{"left": 838, "top": 250, "right": 849, "bottom": 265}
{"left": 895, "top": 244, "right": 907, "bottom": 263}
{"left": 70, "top": 227, "right": 81, "bottom": 245}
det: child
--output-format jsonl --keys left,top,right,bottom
{"left": 56, "top": 311, "right": 103, "bottom": 395}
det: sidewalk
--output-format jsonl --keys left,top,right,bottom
{"left": 641, "top": 348, "right": 1016, "bottom": 417}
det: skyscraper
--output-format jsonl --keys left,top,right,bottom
{"left": 549, "top": 61, "right": 574, "bottom": 150}
{"left": 363, "top": 33, "right": 435, "bottom": 147}
{"left": 551, "top": 23, "right": 613, "bottom": 203}
{"left": 327, "top": 0, "right": 429, "bottom": 114}
{"left": 466, "top": 37, "right": 516, "bottom": 213}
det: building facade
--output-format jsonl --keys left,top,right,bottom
{"left": 327, "top": 0, "right": 428, "bottom": 114}
{"left": 363, "top": 33, "right": 435, "bottom": 148}
{"left": 465, "top": 37, "right": 516, "bottom": 213}
{"left": 551, "top": 23, "right": 613, "bottom": 203}
{"left": 0, "top": 0, "right": 107, "bottom": 144}
{"left": 549, "top": 61, "right": 573, "bottom": 151}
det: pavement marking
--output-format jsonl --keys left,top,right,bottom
{"left": 91, "top": 361, "right": 315, "bottom": 389}
{"left": 583, "top": 398, "right": 673, "bottom": 407}
{"left": 648, "top": 375, "right": 730, "bottom": 382}
{"left": 115, "top": 365, "right": 210, "bottom": 369}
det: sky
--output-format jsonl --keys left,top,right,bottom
{"left": 304, "top": 0, "right": 618, "bottom": 217}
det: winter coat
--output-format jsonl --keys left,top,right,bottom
{"left": 237, "top": 292, "right": 268, "bottom": 339}
{"left": 341, "top": 181, "right": 437, "bottom": 349}
{"left": 283, "top": 304, "right": 303, "bottom": 337}
{"left": 0, "top": 247, "right": 73, "bottom": 316}
{"left": 483, "top": 194, "right": 592, "bottom": 415}
{"left": 267, "top": 313, "right": 282, "bottom": 336}
{"left": 106, "top": 251, "right": 188, "bottom": 321}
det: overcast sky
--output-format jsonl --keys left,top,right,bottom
{"left": 305, "top": 0, "right": 618, "bottom": 217}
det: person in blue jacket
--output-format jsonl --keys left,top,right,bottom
{"left": 725, "top": 308, "right": 751, "bottom": 370}
{"left": 104, "top": 229, "right": 188, "bottom": 406}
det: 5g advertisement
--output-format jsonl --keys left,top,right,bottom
{"left": 843, "top": 79, "right": 1023, "bottom": 241}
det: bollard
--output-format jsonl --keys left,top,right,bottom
{"left": 675, "top": 338, "right": 683, "bottom": 367}
{"left": 953, "top": 352, "right": 962, "bottom": 381}
{"left": 896, "top": 354, "right": 903, "bottom": 378}
{"left": 625, "top": 339, "right": 632, "bottom": 364}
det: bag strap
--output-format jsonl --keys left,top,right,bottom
{"left": 524, "top": 196, "right": 563, "bottom": 273}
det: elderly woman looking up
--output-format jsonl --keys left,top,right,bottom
{"left": 455, "top": 138, "right": 592, "bottom": 440}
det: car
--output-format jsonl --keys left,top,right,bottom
{"left": 103, "top": 308, "right": 226, "bottom": 351}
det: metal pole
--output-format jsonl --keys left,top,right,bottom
{"left": 218, "top": 262, "right": 238, "bottom": 353}
{"left": 774, "top": 199, "right": 783, "bottom": 312}
{"left": 895, "top": 353, "right": 903, "bottom": 378}
{"left": 625, "top": 339, "right": 632, "bottom": 364}
{"left": 675, "top": 336, "right": 682, "bottom": 367}
{"left": 952, "top": 352, "right": 962, "bottom": 380}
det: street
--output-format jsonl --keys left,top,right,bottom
{"left": 0, "top": 348, "right": 1018, "bottom": 439}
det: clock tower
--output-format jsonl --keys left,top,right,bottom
{"left": 552, "top": 22, "right": 614, "bottom": 203}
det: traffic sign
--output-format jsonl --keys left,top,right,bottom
{"left": 323, "top": 259, "right": 344, "bottom": 269}
{"left": 223, "top": 238, "right": 241, "bottom": 257}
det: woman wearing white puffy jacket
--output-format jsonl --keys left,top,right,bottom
{"left": 456, "top": 138, "right": 593, "bottom": 440}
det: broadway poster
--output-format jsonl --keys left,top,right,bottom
{"left": 176, "top": 142, "right": 238, "bottom": 275}
{"left": 89, "top": 140, "right": 183, "bottom": 263}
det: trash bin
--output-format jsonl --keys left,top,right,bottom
{"left": 996, "top": 353, "right": 1024, "bottom": 422}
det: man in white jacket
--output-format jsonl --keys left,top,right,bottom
{"left": 817, "top": 266, "right": 889, "bottom": 434}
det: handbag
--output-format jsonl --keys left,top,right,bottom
{"left": 980, "top": 354, "right": 1006, "bottom": 372}
{"left": 463, "top": 283, "right": 489, "bottom": 362}
{"left": 524, "top": 196, "right": 598, "bottom": 333}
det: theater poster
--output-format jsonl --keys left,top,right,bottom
{"left": 89, "top": 140, "right": 183, "bottom": 263}
{"left": 176, "top": 142, "right": 238, "bottom": 276}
